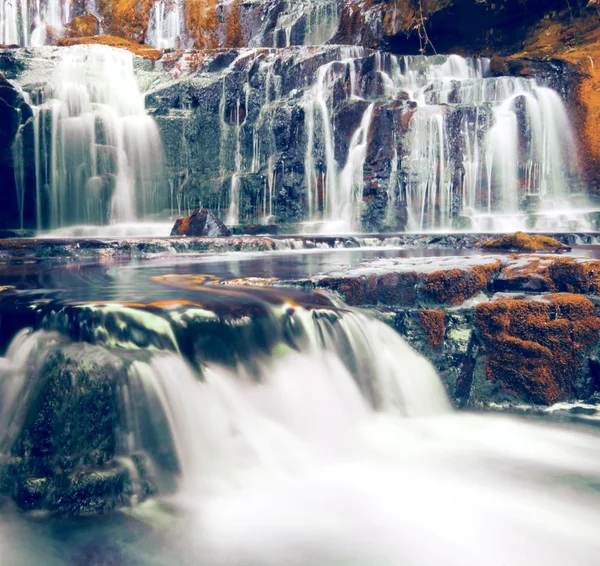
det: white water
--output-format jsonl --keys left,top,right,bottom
{"left": 30, "top": 44, "right": 165, "bottom": 229}
{"left": 0, "top": 0, "right": 67, "bottom": 46}
{"left": 147, "top": 0, "right": 183, "bottom": 49}
{"left": 0, "top": 304, "right": 599, "bottom": 563}
{"left": 123, "top": 319, "right": 600, "bottom": 566}
{"left": 303, "top": 51, "right": 585, "bottom": 232}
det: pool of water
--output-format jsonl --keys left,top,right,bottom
{"left": 0, "top": 247, "right": 486, "bottom": 303}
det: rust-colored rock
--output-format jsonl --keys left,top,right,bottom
{"left": 475, "top": 294, "right": 600, "bottom": 404}
{"left": 418, "top": 309, "right": 446, "bottom": 349}
{"left": 64, "top": 14, "right": 100, "bottom": 38}
{"left": 423, "top": 260, "right": 501, "bottom": 305}
{"left": 498, "top": 255, "right": 600, "bottom": 294}
{"left": 98, "top": 0, "right": 153, "bottom": 44}
{"left": 56, "top": 35, "right": 163, "bottom": 61}
{"left": 480, "top": 232, "right": 569, "bottom": 253}
{"left": 170, "top": 207, "right": 232, "bottom": 237}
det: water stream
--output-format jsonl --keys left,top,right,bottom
{"left": 0, "top": 252, "right": 598, "bottom": 564}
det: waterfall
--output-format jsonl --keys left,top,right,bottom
{"left": 147, "top": 0, "right": 183, "bottom": 49}
{"left": 0, "top": 0, "right": 68, "bottom": 46}
{"left": 0, "top": 300, "right": 449, "bottom": 492}
{"left": 1, "top": 298, "right": 599, "bottom": 563}
{"left": 31, "top": 44, "right": 166, "bottom": 229}
{"left": 302, "top": 51, "right": 580, "bottom": 232}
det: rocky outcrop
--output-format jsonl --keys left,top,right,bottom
{"left": 170, "top": 207, "right": 232, "bottom": 236}
{"left": 255, "top": 250, "right": 600, "bottom": 406}
{"left": 288, "top": 256, "right": 503, "bottom": 306}
{"left": 475, "top": 293, "right": 600, "bottom": 404}
{"left": 0, "top": 340, "right": 162, "bottom": 514}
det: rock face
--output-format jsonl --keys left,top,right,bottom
{"left": 171, "top": 207, "right": 232, "bottom": 236}
{"left": 269, "top": 251, "right": 600, "bottom": 407}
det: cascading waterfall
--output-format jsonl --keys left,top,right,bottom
{"left": 31, "top": 44, "right": 166, "bottom": 229}
{"left": 147, "top": 0, "right": 184, "bottom": 49}
{"left": 0, "top": 0, "right": 68, "bottom": 46}
{"left": 0, "top": 296, "right": 599, "bottom": 564}
{"left": 303, "top": 51, "right": 581, "bottom": 232}
{"left": 304, "top": 46, "right": 368, "bottom": 231}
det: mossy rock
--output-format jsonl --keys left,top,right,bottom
{"left": 480, "top": 232, "right": 570, "bottom": 253}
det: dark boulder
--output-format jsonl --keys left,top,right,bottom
{"left": 170, "top": 207, "right": 232, "bottom": 237}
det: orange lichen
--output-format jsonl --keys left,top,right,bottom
{"left": 98, "top": 0, "right": 154, "bottom": 43}
{"left": 480, "top": 232, "right": 567, "bottom": 252}
{"left": 64, "top": 14, "right": 100, "bottom": 38}
{"left": 225, "top": 0, "right": 243, "bottom": 48}
{"left": 186, "top": 0, "right": 219, "bottom": 49}
{"left": 57, "top": 35, "right": 163, "bottom": 61}
{"left": 475, "top": 294, "right": 600, "bottom": 404}
{"left": 423, "top": 260, "right": 501, "bottom": 305}
{"left": 418, "top": 309, "right": 446, "bottom": 348}
{"left": 548, "top": 257, "right": 600, "bottom": 294}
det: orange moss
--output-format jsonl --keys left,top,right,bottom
{"left": 418, "top": 309, "right": 446, "bottom": 348}
{"left": 225, "top": 0, "right": 243, "bottom": 48}
{"left": 423, "top": 260, "right": 501, "bottom": 305}
{"left": 548, "top": 257, "right": 600, "bottom": 294}
{"left": 57, "top": 35, "right": 163, "bottom": 61}
{"left": 480, "top": 232, "right": 567, "bottom": 252}
{"left": 186, "top": 0, "right": 219, "bottom": 49}
{"left": 98, "top": 0, "right": 153, "bottom": 43}
{"left": 475, "top": 294, "right": 600, "bottom": 404}
{"left": 64, "top": 14, "right": 100, "bottom": 38}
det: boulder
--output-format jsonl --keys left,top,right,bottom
{"left": 170, "top": 207, "right": 232, "bottom": 237}
{"left": 480, "top": 231, "right": 570, "bottom": 252}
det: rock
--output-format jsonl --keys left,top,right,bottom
{"left": 64, "top": 14, "right": 100, "bottom": 38}
{"left": 170, "top": 207, "right": 232, "bottom": 237}
{"left": 292, "top": 255, "right": 502, "bottom": 307}
{"left": 474, "top": 293, "right": 600, "bottom": 404}
{"left": 495, "top": 254, "right": 600, "bottom": 294}
{"left": 0, "top": 74, "right": 22, "bottom": 149}
{"left": 0, "top": 340, "right": 165, "bottom": 514}
{"left": 480, "top": 231, "right": 570, "bottom": 252}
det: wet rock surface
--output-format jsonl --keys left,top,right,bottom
{"left": 170, "top": 207, "right": 232, "bottom": 237}
{"left": 0, "top": 340, "right": 162, "bottom": 515}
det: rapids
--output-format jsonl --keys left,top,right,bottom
{"left": 0, "top": 262, "right": 598, "bottom": 565}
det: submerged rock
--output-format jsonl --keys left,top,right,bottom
{"left": 170, "top": 208, "right": 232, "bottom": 237}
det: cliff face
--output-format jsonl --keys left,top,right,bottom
{"left": 2, "top": 0, "right": 600, "bottom": 230}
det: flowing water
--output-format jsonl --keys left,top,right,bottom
{"left": 303, "top": 52, "right": 582, "bottom": 231}
{"left": 8, "top": 43, "right": 591, "bottom": 233}
{"left": 26, "top": 44, "right": 166, "bottom": 230}
{"left": 0, "top": 251, "right": 598, "bottom": 565}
